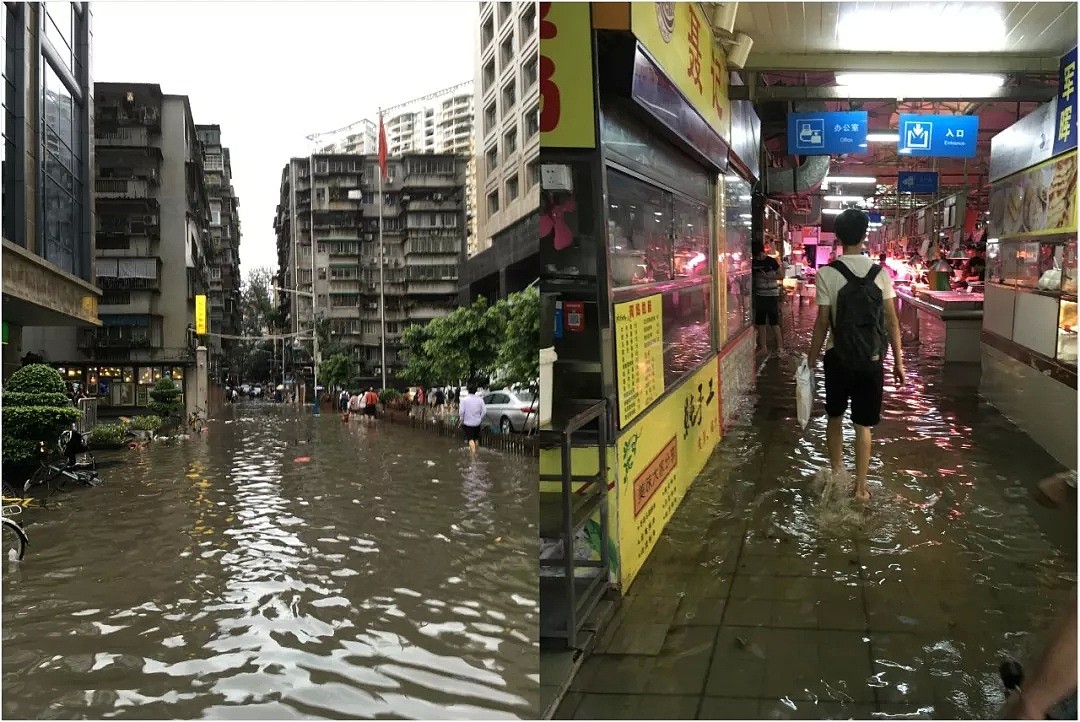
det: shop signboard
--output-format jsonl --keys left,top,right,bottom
{"left": 785, "top": 111, "right": 868, "bottom": 156}
{"left": 1054, "top": 46, "right": 1078, "bottom": 157}
{"left": 539, "top": 2, "right": 596, "bottom": 149}
{"left": 616, "top": 358, "right": 720, "bottom": 590}
{"left": 195, "top": 294, "right": 207, "bottom": 335}
{"left": 897, "top": 114, "right": 979, "bottom": 158}
{"left": 897, "top": 171, "right": 939, "bottom": 194}
{"left": 614, "top": 294, "right": 664, "bottom": 428}
{"left": 990, "top": 100, "right": 1057, "bottom": 182}
{"left": 989, "top": 151, "right": 1078, "bottom": 240}
{"left": 631, "top": 2, "right": 731, "bottom": 142}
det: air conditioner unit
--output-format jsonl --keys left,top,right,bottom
{"left": 433, "top": 193, "right": 443, "bottom": 201}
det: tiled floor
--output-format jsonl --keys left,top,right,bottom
{"left": 555, "top": 307, "right": 1076, "bottom": 720}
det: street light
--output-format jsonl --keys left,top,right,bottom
{"left": 273, "top": 285, "right": 320, "bottom": 414}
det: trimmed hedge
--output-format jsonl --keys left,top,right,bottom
{"left": 3, "top": 391, "right": 72, "bottom": 408}
{"left": 88, "top": 423, "right": 130, "bottom": 446}
{"left": 6, "top": 364, "right": 66, "bottom": 394}
{"left": 2, "top": 365, "right": 80, "bottom": 467}
{"left": 148, "top": 378, "right": 183, "bottom": 419}
{"left": 129, "top": 415, "right": 163, "bottom": 432}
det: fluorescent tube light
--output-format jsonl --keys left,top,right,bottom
{"left": 822, "top": 208, "right": 843, "bottom": 215}
{"left": 837, "top": 7, "right": 1006, "bottom": 53}
{"left": 834, "top": 72, "right": 1005, "bottom": 98}
{"left": 823, "top": 195, "right": 869, "bottom": 202}
{"left": 866, "top": 133, "right": 898, "bottom": 143}
{"left": 824, "top": 176, "right": 877, "bottom": 184}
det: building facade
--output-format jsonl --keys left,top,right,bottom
{"left": 196, "top": 124, "right": 243, "bottom": 385}
{"left": 42, "top": 83, "right": 213, "bottom": 415}
{"left": 2, "top": 1, "right": 101, "bottom": 379}
{"left": 274, "top": 153, "right": 467, "bottom": 387}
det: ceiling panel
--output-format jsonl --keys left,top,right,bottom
{"left": 731, "top": 2, "right": 1077, "bottom": 56}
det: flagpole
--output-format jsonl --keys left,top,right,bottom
{"left": 378, "top": 110, "right": 387, "bottom": 392}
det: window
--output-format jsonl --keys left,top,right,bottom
{"left": 484, "top": 102, "right": 498, "bottom": 138}
{"left": 483, "top": 58, "right": 496, "bottom": 93}
{"left": 487, "top": 190, "right": 500, "bottom": 215}
{"left": 521, "top": 2, "right": 536, "bottom": 39}
{"left": 721, "top": 173, "right": 753, "bottom": 342}
{"left": 504, "top": 127, "right": 518, "bottom": 156}
{"left": 210, "top": 201, "right": 221, "bottom": 226}
{"left": 500, "top": 35, "right": 514, "bottom": 70}
{"left": 44, "top": 2, "right": 76, "bottom": 74}
{"left": 502, "top": 81, "right": 516, "bottom": 112}
{"left": 528, "top": 161, "right": 540, "bottom": 187}
{"left": 498, "top": 1, "right": 512, "bottom": 26}
{"left": 524, "top": 53, "right": 538, "bottom": 89}
{"left": 41, "top": 60, "right": 81, "bottom": 274}
{"left": 481, "top": 15, "right": 495, "bottom": 48}
{"left": 209, "top": 267, "right": 222, "bottom": 280}
{"left": 101, "top": 291, "right": 130, "bottom": 306}
{"left": 203, "top": 154, "right": 223, "bottom": 171}
{"left": 506, "top": 174, "right": 519, "bottom": 202}
{"left": 486, "top": 145, "right": 498, "bottom": 173}
{"left": 525, "top": 104, "right": 539, "bottom": 138}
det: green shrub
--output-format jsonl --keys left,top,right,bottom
{"left": 379, "top": 388, "right": 402, "bottom": 404}
{"left": 1, "top": 365, "right": 81, "bottom": 467}
{"left": 6, "top": 364, "right": 66, "bottom": 395}
{"left": 88, "top": 423, "right": 130, "bottom": 446}
{"left": 2, "top": 391, "right": 72, "bottom": 408}
{"left": 129, "top": 415, "right": 163, "bottom": 432}
{"left": 148, "top": 378, "right": 183, "bottom": 418}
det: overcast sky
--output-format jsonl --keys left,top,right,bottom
{"left": 92, "top": 1, "right": 477, "bottom": 280}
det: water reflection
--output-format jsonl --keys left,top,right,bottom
{"left": 3, "top": 405, "right": 537, "bottom": 719}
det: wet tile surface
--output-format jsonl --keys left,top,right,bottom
{"left": 555, "top": 307, "right": 1076, "bottom": 720}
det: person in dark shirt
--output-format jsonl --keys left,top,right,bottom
{"left": 964, "top": 245, "right": 986, "bottom": 282}
{"left": 752, "top": 243, "right": 784, "bottom": 356}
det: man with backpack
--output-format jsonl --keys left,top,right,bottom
{"left": 807, "top": 209, "right": 905, "bottom": 503}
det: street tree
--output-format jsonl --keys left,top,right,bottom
{"left": 400, "top": 295, "right": 506, "bottom": 386}
{"left": 494, "top": 286, "right": 540, "bottom": 387}
{"left": 320, "top": 352, "right": 354, "bottom": 393}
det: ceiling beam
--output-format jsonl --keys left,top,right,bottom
{"left": 742, "top": 52, "right": 1061, "bottom": 74}
{"left": 734, "top": 84, "right": 1057, "bottom": 103}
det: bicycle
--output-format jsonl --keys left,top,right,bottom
{"left": 23, "top": 430, "right": 101, "bottom": 495}
{"left": 1, "top": 506, "right": 28, "bottom": 561}
{"left": 188, "top": 409, "right": 207, "bottom": 433}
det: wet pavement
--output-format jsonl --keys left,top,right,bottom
{"left": 557, "top": 300, "right": 1076, "bottom": 720}
{"left": 2, "top": 404, "right": 538, "bottom": 719}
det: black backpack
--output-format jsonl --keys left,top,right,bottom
{"left": 828, "top": 262, "right": 886, "bottom": 372}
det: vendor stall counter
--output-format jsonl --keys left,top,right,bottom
{"left": 895, "top": 287, "right": 984, "bottom": 363}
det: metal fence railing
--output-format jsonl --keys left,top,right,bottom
{"left": 382, "top": 408, "right": 538, "bottom": 457}
{"left": 77, "top": 397, "right": 98, "bottom": 433}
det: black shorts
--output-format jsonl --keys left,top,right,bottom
{"left": 824, "top": 349, "right": 885, "bottom": 427}
{"left": 754, "top": 295, "right": 781, "bottom": 326}
{"left": 463, "top": 424, "right": 482, "bottom": 442}
{"left": 363, "top": 406, "right": 377, "bottom": 417}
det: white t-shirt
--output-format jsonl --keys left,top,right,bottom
{"left": 816, "top": 253, "right": 896, "bottom": 351}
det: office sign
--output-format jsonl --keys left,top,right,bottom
{"left": 1054, "top": 46, "right": 1078, "bottom": 156}
{"left": 897, "top": 171, "right": 939, "bottom": 194}
{"left": 898, "top": 114, "right": 979, "bottom": 158}
{"left": 786, "top": 111, "right": 868, "bottom": 156}
{"left": 195, "top": 294, "right": 208, "bottom": 335}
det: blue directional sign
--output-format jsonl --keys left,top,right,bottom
{"left": 897, "top": 114, "right": 979, "bottom": 158}
{"left": 1053, "top": 46, "right": 1077, "bottom": 156}
{"left": 787, "top": 111, "right": 868, "bottom": 156}
{"left": 897, "top": 171, "right": 939, "bottom": 194}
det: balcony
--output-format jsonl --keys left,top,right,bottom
{"left": 79, "top": 314, "right": 164, "bottom": 351}
{"left": 97, "top": 275, "right": 161, "bottom": 291}
{"left": 95, "top": 178, "right": 154, "bottom": 199}
{"left": 96, "top": 126, "right": 150, "bottom": 147}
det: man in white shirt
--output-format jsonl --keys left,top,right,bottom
{"left": 807, "top": 209, "right": 905, "bottom": 502}
{"left": 459, "top": 385, "right": 487, "bottom": 452}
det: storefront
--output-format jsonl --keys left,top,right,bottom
{"left": 981, "top": 52, "right": 1077, "bottom": 468}
{"left": 54, "top": 363, "right": 188, "bottom": 413}
{"left": 538, "top": 0, "right": 761, "bottom": 627}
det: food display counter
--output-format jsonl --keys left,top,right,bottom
{"left": 895, "top": 286, "right": 984, "bottom": 363}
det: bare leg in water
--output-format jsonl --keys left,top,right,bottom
{"left": 826, "top": 416, "right": 871, "bottom": 502}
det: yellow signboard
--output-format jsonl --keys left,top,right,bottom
{"left": 80, "top": 294, "right": 98, "bottom": 323}
{"left": 631, "top": 2, "right": 731, "bottom": 142}
{"left": 195, "top": 294, "right": 208, "bottom": 335}
{"left": 990, "top": 151, "right": 1078, "bottom": 240}
{"left": 616, "top": 357, "right": 720, "bottom": 590}
{"left": 614, "top": 294, "right": 665, "bottom": 428}
{"left": 539, "top": 1, "right": 596, "bottom": 148}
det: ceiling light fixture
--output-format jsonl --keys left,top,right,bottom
{"left": 866, "top": 133, "right": 899, "bottom": 143}
{"left": 824, "top": 176, "right": 877, "bottom": 184}
{"left": 837, "top": 7, "right": 1006, "bottom": 53}
{"left": 823, "top": 195, "right": 870, "bottom": 202}
{"left": 821, "top": 208, "right": 843, "bottom": 215}
{"left": 834, "top": 72, "right": 1006, "bottom": 98}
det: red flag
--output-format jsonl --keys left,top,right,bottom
{"left": 377, "top": 113, "right": 388, "bottom": 180}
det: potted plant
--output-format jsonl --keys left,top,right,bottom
{"left": 128, "top": 415, "right": 163, "bottom": 441}
{"left": 148, "top": 379, "right": 184, "bottom": 432}
{"left": 87, "top": 421, "right": 131, "bottom": 450}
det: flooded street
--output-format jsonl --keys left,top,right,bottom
{"left": 561, "top": 304, "right": 1075, "bottom": 720}
{"left": 2, "top": 405, "right": 538, "bottom": 719}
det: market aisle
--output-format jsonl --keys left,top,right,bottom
{"left": 556, "top": 300, "right": 1075, "bottom": 720}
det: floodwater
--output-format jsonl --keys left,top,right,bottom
{"left": 603, "top": 301, "right": 1075, "bottom": 719}
{"left": 2, "top": 405, "right": 538, "bottom": 719}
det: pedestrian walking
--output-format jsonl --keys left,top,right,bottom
{"left": 362, "top": 387, "right": 380, "bottom": 424}
{"left": 338, "top": 389, "right": 349, "bottom": 413}
{"left": 459, "top": 384, "right": 486, "bottom": 453}
{"left": 806, "top": 208, "right": 905, "bottom": 503}
{"left": 753, "top": 243, "right": 784, "bottom": 356}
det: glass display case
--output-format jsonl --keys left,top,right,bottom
{"left": 723, "top": 174, "right": 753, "bottom": 342}
{"left": 1058, "top": 299, "right": 1077, "bottom": 365}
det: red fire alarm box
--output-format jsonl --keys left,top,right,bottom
{"left": 564, "top": 301, "right": 585, "bottom": 332}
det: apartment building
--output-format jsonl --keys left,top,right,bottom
{"left": 461, "top": 0, "right": 540, "bottom": 302}
{"left": 197, "top": 124, "right": 243, "bottom": 384}
{"left": 39, "top": 83, "right": 213, "bottom": 414}
{"left": 3, "top": 2, "right": 100, "bottom": 378}
{"left": 274, "top": 153, "right": 467, "bottom": 387}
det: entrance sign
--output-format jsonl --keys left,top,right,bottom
{"left": 897, "top": 114, "right": 979, "bottom": 158}
{"left": 1054, "top": 46, "right": 1078, "bottom": 156}
{"left": 786, "top": 111, "right": 868, "bottom": 156}
{"left": 897, "top": 171, "right": 939, "bottom": 194}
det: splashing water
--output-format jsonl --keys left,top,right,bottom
{"left": 811, "top": 467, "right": 878, "bottom": 534}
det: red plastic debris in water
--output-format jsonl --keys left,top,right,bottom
{"left": 294, "top": 456, "right": 312, "bottom": 463}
